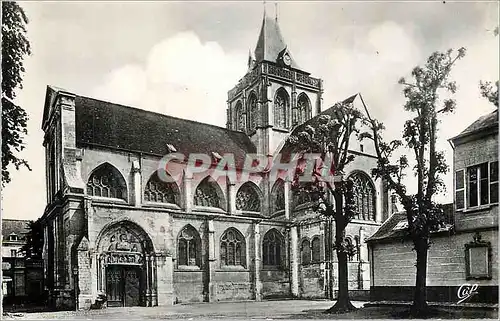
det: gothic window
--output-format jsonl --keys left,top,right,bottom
{"left": 220, "top": 228, "right": 246, "bottom": 267}
{"left": 235, "top": 101, "right": 246, "bottom": 131}
{"left": 301, "top": 239, "right": 311, "bottom": 265}
{"left": 87, "top": 163, "right": 127, "bottom": 201}
{"left": 248, "top": 93, "right": 258, "bottom": 131}
{"left": 144, "top": 171, "right": 180, "bottom": 205}
{"left": 293, "top": 183, "right": 313, "bottom": 208}
{"left": 349, "top": 171, "right": 376, "bottom": 221}
{"left": 297, "top": 93, "right": 311, "bottom": 124}
{"left": 194, "top": 177, "right": 224, "bottom": 209}
{"left": 236, "top": 182, "right": 261, "bottom": 212}
{"left": 262, "top": 229, "right": 283, "bottom": 267}
{"left": 271, "top": 179, "right": 285, "bottom": 213}
{"left": 274, "top": 88, "right": 289, "bottom": 129}
{"left": 311, "top": 236, "right": 321, "bottom": 263}
{"left": 177, "top": 225, "right": 201, "bottom": 267}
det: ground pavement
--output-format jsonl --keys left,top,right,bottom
{"left": 2, "top": 299, "right": 498, "bottom": 320}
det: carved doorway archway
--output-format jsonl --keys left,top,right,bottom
{"left": 96, "top": 221, "right": 157, "bottom": 307}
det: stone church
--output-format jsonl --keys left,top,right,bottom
{"left": 40, "top": 11, "right": 392, "bottom": 309}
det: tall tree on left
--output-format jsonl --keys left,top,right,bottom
{"left": 2, "top": 1, "right": 31, "bottom": 186}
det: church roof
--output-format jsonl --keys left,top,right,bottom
{"left": 254, "top": 14, "right": 299, "bottom": 69}
{"left": 74, "top": 95, "right": 256, "bottom": 167}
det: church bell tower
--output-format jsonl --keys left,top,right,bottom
{"left": 226, "top": 7, "right": 323, "bottom": 156}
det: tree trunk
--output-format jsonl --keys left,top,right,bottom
{"left": 325, "top": 192, "right": 356, "bottom": 314}
{"left": 410, "top": 237, "right": 429, "bottom": 317}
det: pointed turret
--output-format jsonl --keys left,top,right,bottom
{"left": 254, "top": 11, "right": 299, "bottom": 69}
{"left": 247, "top": 49, "right": 255, "bottom": 70}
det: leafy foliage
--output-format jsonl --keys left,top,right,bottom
{"left": 21, "top": 219, "right": 43, "bottom": 259}
{"left": 363, "top": 48, "right": 466, "bottom": 315}
{"left": 2, "top": 1, "right": 31, "bottom": 185}
{"left": 287, "top": 102, "right": 365, "bottom": 233}
{"left": 288, "top": 100, "right": 367, "bottom": 313}
{"left": 479, "top": 80, "right": 498, "bottom": 108}
{"left": 364, "top": 48, "right": 466, "bottom": 242}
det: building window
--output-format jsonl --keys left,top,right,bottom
{"left": 87, "top": 163, "right": 127, "bottom": 201}
{"left": 262, "top": 229, "right": 282, "bottom": 267}
{"left": 236, "top": 182, "right": 261, "bottom": 212}
{"left": 220, "top": 228, "right": 245, "bottom": 267}
{"left": 349, "top": 171, "right": 376, "bottom": 221}
{"left": 301, "top": 239, "right": 311, "bottom": 265}
{"left": 456, "top": 161, "right": 498, "bottom": 210}
{"left": 10, "top": 249, "right": 17, "bottom": 257}
{"left": 465, "top": 232, "right": 492, "bottom": 280}
{"left": 293, "top": 183, "right": 313, "bottom": 208}
{"left": 311, "top": 236, "right": 321, "bottom": 263}
{"left": 8, "top": 234, "right": 18, "bottom": 242}
{"left": 194, "top": 177, "right": 223, "bottom": 209}
{"left": 248, "top": 93, "right": 258, "bottom": 130}
{"left": 271, "top": 179, "right": 285, "bottom": 213}
{"left": 296, "top": 93, "right": 311, "bottom": 125}
{"left": 144, "top": 171, "right": 180, "bottom": 205}
{"left": 274, "top": 89, "right": 289, "bottom": 129}
{"left": 177, "top": 225, "right": 201, "bottom": 267}
{"left": 235, "top": 101, "right": 246, "bottom": 131}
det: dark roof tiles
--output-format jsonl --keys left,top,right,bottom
{"left": 74, "top": 96, "right": 256, "bottom": 167}
{"left": 451, "top": 109, "right": 498, "bottom": 142}
{"left": 2, "top": 219, "right": 30, "bottom": 241}
{"left": 366, "top": 203, "right": 454, "bottom": 242}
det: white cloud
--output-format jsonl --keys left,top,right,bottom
{"left": 91, "top": 31, "right": 246, "bottom": 127}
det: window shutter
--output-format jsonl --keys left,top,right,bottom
{"left": 455, "top": 169, "right": 465, "bottom": 210}
{"left": 490, "top": 161, "right": 498, "bottom": 204}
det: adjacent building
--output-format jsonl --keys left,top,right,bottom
{"left": 2, "top": 219, "right": 44, "bottom": 303}
{"left": 367, "top": 109, "right": 498, "bottom": 304}
{"left": 40, "top": 11, "right": 391, "bottom": 310}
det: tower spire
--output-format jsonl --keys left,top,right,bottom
{"left": 275, "top": 2, "right": 278, "bottom": 21}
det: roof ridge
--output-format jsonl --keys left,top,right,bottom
{"left": 78, "top": 95, "right": 247, "bottom": 136}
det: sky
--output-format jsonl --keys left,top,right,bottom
{"left": 2, "top": 1, "right": 498, "bottom": 220}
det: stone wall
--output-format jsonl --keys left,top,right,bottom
{"left": 369, "top": 229, "right": 498, "bottom": 303}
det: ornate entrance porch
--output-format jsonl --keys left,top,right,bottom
{"left": 96, "top": 221, "right": 158, "bottom": 307}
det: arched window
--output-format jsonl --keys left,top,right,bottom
{"left": 248, "top": 93, "right": 258, "bottom": 131}
{"left": 349, "top": 171, "right": 376, "bottom": 221}
{"left": 297, "top": 93, "right": 311, "bottom": 124}
{"left": 271, "top": 179, "right": 285, "bottom": 213}
{"left": 220, "top": 228, "right": 245, "bottom": 267}
{"left": 194, "top": 177, "right": 224, "bottom": 209}
{"left": 235, "top": 101, "right": 246, "bottom": 131}
{"left": 311, "top": 236, "right": 321, "bottom": 263}
{"left": 293, "top": 183, "right": 313, "bottom": 208}
{"left": 301, "top": 239, "right": 311, "bottom": 265}
{"left": 177, "top": 225, "right": 201, "bottom": 267}
{"left": 87, "top": 163, "right": 127, "bottom": 200}
{"left": 274, "top": 88, "right": 289, "bottom": 129}
{"left": 262, "top": 229, "right": 283, "bottom": 267}
{"left": 236, "top": 182, "right": 261, "bottom": 212}
{"left": 144, "top": 171, "right": 180, "bottom": 205}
